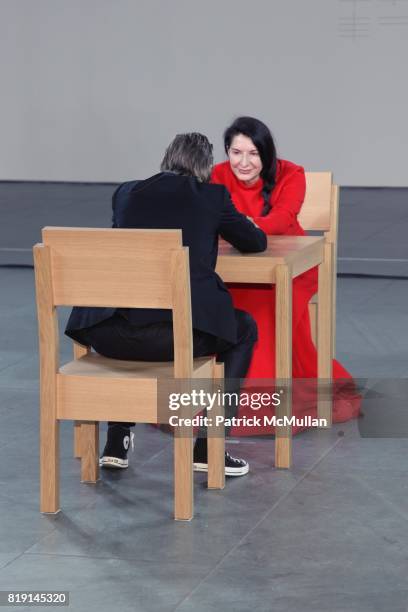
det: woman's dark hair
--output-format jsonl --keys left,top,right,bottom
{"left": 224, "top": 116, "right": 277, "bottom": 215}
{"left": 160, "top": 133, "right": 213, "bottom": 182}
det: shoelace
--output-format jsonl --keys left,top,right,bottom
{"left": 129, "top": 431, "right": 135, "bottom": 452}
{"left": 225, "top": 452, "right": 245, "bottom": 466}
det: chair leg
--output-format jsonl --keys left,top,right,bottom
{"left": 73, "top": 421, "right": 82, "bottom": 458}
{"left": 208, "top": 362, "right": 225, "bottom": 490}
{"left": 332, "top": 273, "right": 337, "bottom": 358}
{"left": 35, "top": 246, "right": 60, "bottom": 513}
{"left": 80, "top": 422, "right": 99, "bottom": 483}
{"left": 308, "top": 300, "right": 318, "bottom": 347}
{"left": 40, "top": 414, "right": 60, "bottom": 513}
{"left": 174, "top": 424, "right": 193, "bottom": 520}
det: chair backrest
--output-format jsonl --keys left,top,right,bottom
{"left": 298, "top": 172, "right": 339, "bottom": 243}
{"left": 33, "top": 227, "right": 193, "bottom": 377}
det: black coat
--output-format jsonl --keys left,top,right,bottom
{"left": 65, "top": 172, "right": 267, "bottom": 344}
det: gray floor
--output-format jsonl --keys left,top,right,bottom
{"left": 0, "top": 184, "right": 408, "bottom": 611}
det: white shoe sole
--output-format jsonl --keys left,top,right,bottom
{"left": 99, "top": 456, "right": 129, "bottom": 469}
{"left": 193, "top": 462, "right": 249, "bottom": 476}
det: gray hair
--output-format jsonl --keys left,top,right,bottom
{"left": 160, "top": 133, "right": 213, "bottom": 182}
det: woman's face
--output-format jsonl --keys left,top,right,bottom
{"left": 228, "top": 134, "right": 263, "bottom": 186}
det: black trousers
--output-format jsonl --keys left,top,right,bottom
{"left": 74, "top": 311, "right": 257, "bottom": 436}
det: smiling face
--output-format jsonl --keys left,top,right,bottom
{"left": 227, "top": 134, "right": 263, "bottom": 186}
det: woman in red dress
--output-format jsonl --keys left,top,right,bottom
{"left": 211, "top": 116, "right": 360, "bottom": 435}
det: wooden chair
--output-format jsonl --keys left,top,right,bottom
{"left": 33, "top": 227, "right": 225, "bottom": 521}
{"left": 298, "top": 172, "right": 339, "bottom": 355}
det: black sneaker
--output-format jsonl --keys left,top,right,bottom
{"left": 193, "top": 440, "right": 249, "bottom": 477}
{"left": 99, "top": 425, "right": 134, "bottom": 469}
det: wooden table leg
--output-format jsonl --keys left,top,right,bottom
{"left": 208, "top": 362, "right": 225, "bottom": 490}
{"left": 275, "top": 263, "right": 292, "bottom": 468}
{"left": 317, "top": 243, "right": 333, "bottom": 426}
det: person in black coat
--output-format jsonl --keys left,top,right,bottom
{"left": 65, "top": 133, "right": 267, "bottom": 476}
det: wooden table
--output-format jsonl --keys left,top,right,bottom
{"left": 216, "top": 235, "right": 333, "bottom": 469}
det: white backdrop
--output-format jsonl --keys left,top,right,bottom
{"left": 0, "top": 0, "right": 407, "bottom": 185}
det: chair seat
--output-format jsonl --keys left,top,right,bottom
{"left": 60, "top": 352, "right": 215, "bottom": 379}
{"left": 57, "top": 352, "right": 216, "bottom": 424}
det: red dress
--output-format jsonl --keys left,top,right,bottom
{"left": 211, "top": 160, "right": 360, "bottom": 435}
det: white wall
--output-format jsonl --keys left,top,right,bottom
{"left": 0, "top": 0, "right": 407, "bottom": 185}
